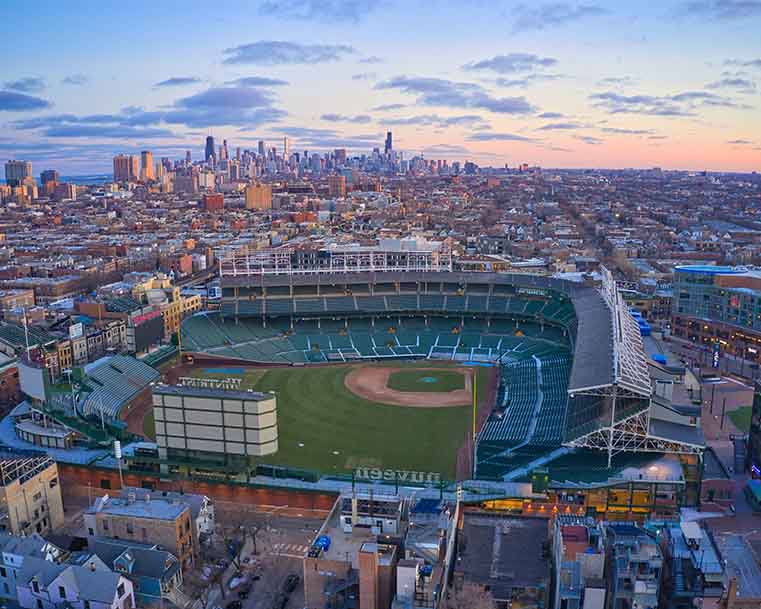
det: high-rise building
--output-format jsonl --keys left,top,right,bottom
{"left": 328, "top": 174, "right": 347, "bottom": 198}
{"left": 245, "top": 182, "right": 272, "bottom": 210}
{"left": 40, "top": 169, "right": 59, "bottom": 185}
{"left": 113, "top": 155, "right": 138, "bottom": 182}
{"left": 220, "top": 139, "right": 229, "bottom": 161}
{"left": 334, "top": 149, "right": 347, "bottom": 165}
{"left": 283, "top": 136, "right": 290, "bottom": 159}
{"left": 140, "top": 150, "right": 154, "bottom": 181}
{"left": 4, "top": 160, "right": 32, "bottom": 187}
{"left": 205, "top": 135, "right": 215, "bottom": 164}
{"left": 185, "top": 150, "right": 192, "bottom": 165}
{"left": 258, "top": 140, "right": 265, "bottom": 156}
{"left": 384, "top": 131, "right": 393, "bottom": 155}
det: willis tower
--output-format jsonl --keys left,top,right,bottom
{"left": 205, "top": 135, "right": 216, "bottom": 164}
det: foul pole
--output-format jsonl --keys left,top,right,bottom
{"left": 472, "top": 370, "right": 477, "bottom": 477}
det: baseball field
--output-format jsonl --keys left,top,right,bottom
{"left": 159, "top": 360, "right": 497, "bottom": 480}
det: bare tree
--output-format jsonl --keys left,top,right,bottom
{"left": 443, "top": 584, "right": 495, "bottom": 609}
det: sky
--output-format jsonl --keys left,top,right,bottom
{"left": 1, "top": 0, "right": 760, "bottom": 175}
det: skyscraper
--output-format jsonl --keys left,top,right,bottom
{"left": 283, "top": 136, "right": 290, "bottom": 160}
{"left": 258, "top": 140, "right": 265, "bottom": 156}
{"left": 205, "top": 136, "right": 215, "bottom": 164}
{"left": 113, "top": 155, "right": 138, "bottom": 182}
{"left": 40, "top": 169, "right": 59, "bottom": 185}
{"left": 140, "top": 150, "right": 154, "bottom": 181}
{"left": 384, "top": 131, "right": 393, "bottom": 155}
{"left": 4, "top": 160, "right": 32, "bottom": 187}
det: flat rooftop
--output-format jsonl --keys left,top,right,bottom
{"left": 87, "top": 496, "right": 188, "bottom": 521}
{"left": 317, "top": 508, "right": 377, "bottom": 568}
{"left": 456, "top": 513, "right": 549, "bottom": 600}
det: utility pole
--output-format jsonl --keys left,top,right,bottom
{"left": 720, "top": 397, "right": 727, "bottom": 431}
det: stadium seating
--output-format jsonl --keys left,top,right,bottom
{"left": 294, "top": 298, "right": 325, "bottom": 313}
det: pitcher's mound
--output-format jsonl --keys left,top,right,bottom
{"left": 344, "top": 365, "right": 472, "bottom": 407}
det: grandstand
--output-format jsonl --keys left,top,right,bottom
{"left": 178, "top": 249, "right": 705, "bottom": 483}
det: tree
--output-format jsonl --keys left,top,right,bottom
{"left": 443, "top": 584, "right": 495, "bottom": 609}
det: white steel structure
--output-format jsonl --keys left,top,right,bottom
{"left": 219, "top": 247, "right": 453, "bottom": 277}
{"left": 565, "top": 268, "right": 702, "bottom": 465}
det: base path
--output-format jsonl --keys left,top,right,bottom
{"left": 345, "top": 366, "right": 473, "bottom": 407}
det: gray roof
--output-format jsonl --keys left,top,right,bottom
{"left": 87, "top": 494, "right": 189, "bottom": 521}
{"left": 152, "top": 383, "right": 272, "bottom": 402}
{"left": 649, "top": 419, "right": 705, "bottom": 448}
{"left": 120, "top": 486, "right": 209, "bottom": 521}
{"left": 88, "top": 537, "right": 180, "bottom": 581}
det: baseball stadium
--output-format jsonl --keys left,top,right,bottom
{"left": 174, "top": 247, "right": 705, "bottom": 495}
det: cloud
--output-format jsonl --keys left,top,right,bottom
{"left": 164, "top": 86, "right": 286, "bottom": 128}
{"left": 62, "top": 74, "right": 88, "bottom": 85}
{"left": 512, "top": 3, "right": 607, "bottom": 32}
{"left": 154, "top": 77, "right": 202, "bottom": 87}
{"left": 678, "top": 0, "right": 761, "bottom": 20}
{"left": 371, "top": 103, "right": 406, "bottom": 111}
{"left": 42, "top": 125, "right": 175, "bottom": 139}
{"left": 597, "top": 76, "right": 637, "bottom": 87}
{"left": 725, "top": 58, "right": 761, "bottom": 69}
{"left": 536, "top": 121, "right": 584, "bottom": 130}
{"left": 11, "top": 84, "right": 287, "bottom": 132}
{"left": 0, "top": 90, "right": 51, "bottom": 112}
{"left": 537, "top": 111, "right": 565, "bottom": 119}
{"left": 222, "top": 40, "right": 355, "bottom": 65}
{"left": 321, "top": 113, "right": 373, "bottom": 124}
{"left": 258, "top": 0, "right": 380, "bottom": 23}
{"left": 273, "top": 126, "right": 383, "bottom": 149}
{"left": 494, "top": 74, "right": 561, "bottom": 87}
{"left": 4, "top": 77, "right": 45, "bottom": 93}
{"left": 360, "top": 56, "right": 384, "bottom": 64}
{"left": 384, "top": 114, "right": 484, "bottom": 128}
{"left": 589, "top": 89, "right": 751, "bottom": 116}
{"left": 463, "top": 53, "right": 557, "bottom": 74}
{"left": 573, "top": 134, "right": 604, "bottom": 145}
{"left": 600, "top": 127, "right": 655, "bottom": 135}
{"left": 351, "top": 72, "right": 377, "bottom": 81}
{"left": 420, "top": 144, "right": 472, "bottom": 155}
{"left": 705, "top": 77, "right": 756, "bottom": 93}
{"left": 224, "top": 76, "right": 289, "bottom": 86}
{"left": 376, "top": 76, "right": 535, "bottom": 114}
{"left": 727, "top": 138, "right": 753, "bottom": 144}
{"left": 467, "top": 132, "right": 535, "bottom": 142}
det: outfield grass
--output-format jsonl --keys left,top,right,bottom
{"left": 387, "top": 369, "right": 465, "bottom": 393}
{"left": 728, "top": 406, "right": 752, "bottom": 432}
{"left": 192, "top": 362, "right": 492, "bottom": 478}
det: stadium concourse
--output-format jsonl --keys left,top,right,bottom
{"left": 178, "top": 255, "right": 705, "bottom": 490}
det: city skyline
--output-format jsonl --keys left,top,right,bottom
{"left": 1, "top": 0, "right": 761, "bottom": 174}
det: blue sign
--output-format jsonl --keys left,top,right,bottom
{"left": 712, "top": 342, "right": 721, "bottom": 368}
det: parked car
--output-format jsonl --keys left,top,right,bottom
{"left": 282, "top": 573, "right": 300, "bottom": 593}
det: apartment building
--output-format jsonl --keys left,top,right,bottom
{"left": 0, "top": 453, "right": 64, "bottom": 537}
{"left": 84, "top": 493, "right": 197, "bottom": 570}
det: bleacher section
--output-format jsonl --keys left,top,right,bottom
{"left": 476, "top": 352, "right": 572, "bottom": 479}
{"left": 182, "top": 311, "right": 571, "bottom": 367}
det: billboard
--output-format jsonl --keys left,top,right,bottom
{"left": 69, "top": 322, "right": 84, "bottom": 339}
{"left": 131, "top": 309, "right": 164, "bottom": 353}
{"left": 18, "top": 359, "right": 49, "bottom": 402}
